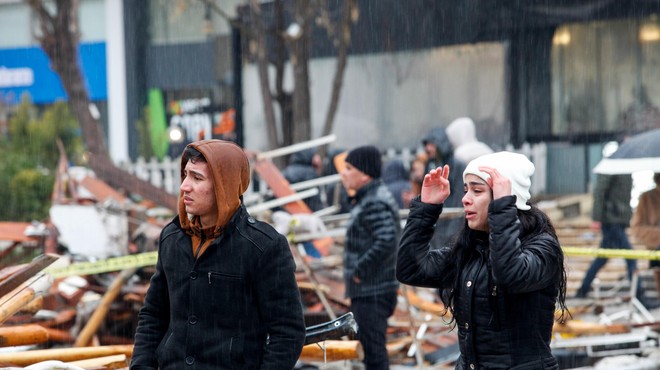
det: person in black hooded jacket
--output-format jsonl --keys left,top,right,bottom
{"left": 131, "top": 140, "right": 305, "bottom": 370}
{"left": 382, "top": 158, "right": 412, "bottom": 209}
{"left": 396, "top": 151, "right": 568, "bottom": 370}
{"left": 421, "top": 127, "right": 466, "bottom": 247}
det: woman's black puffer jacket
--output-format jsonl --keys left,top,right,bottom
{"left": 396, "top": 196, "right": 562, "bottom": 370}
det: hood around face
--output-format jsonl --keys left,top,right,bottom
{"left": 422, "top": 127, "right": 454, "bottom": 160}
{"left": 178, "top": 139, "right": 250, "bottom": 233}
{"left": 382, "top": 159, "right": 409, "bottom": 183}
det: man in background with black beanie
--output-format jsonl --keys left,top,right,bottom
{"left": 340, "top": 145, "right": 401, "bottom": 370}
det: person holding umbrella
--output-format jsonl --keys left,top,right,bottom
{"left": 575, "top": 173, "right": 644, "bottom": 300}
{"left": 582, "top": 129, "right": 660, "bottom": 305}
{"left": 631, "top": 173, "right": 660, "bottom": 294}
{"left": 592, "top": 128, "right": 660, "bottom": 175}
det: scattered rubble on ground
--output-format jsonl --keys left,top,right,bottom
{"left": 1, "top": 149, "right": 659, "bottom": 370}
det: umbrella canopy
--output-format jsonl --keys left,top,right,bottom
{"left": 593, "top": 128, "right": 660, "bottom": 174}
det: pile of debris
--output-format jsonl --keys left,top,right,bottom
{"left": 1, "top": 139, "right": 660, "bottom": 369}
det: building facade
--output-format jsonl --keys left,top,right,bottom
{"left": 1, "top": 0, "right": 659, "bottom": 194}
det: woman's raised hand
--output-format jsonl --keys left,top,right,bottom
{"left": 421, "top": 165, "right": 451, "bottom": 205}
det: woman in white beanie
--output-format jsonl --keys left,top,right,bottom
{"left": 396, "top": 151, "right": 568, "bottom": 370}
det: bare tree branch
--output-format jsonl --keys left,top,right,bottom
{"left": 204, "top": 0, "right": 355, "bottom": 159}
{"left": 24, "top": 0, "right": 177, "bottom": 210}
{"left": 250, "top": 0, "right": 280, "bottom": 150}
{"left": 319, "top": 0, "right": 356, "bottom": 157}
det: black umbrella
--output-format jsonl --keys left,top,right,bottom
{"left": 593, "top": 128, "right": 660, "bottom": 174}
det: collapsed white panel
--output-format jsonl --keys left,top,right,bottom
{"left": 49, "top": 204, "right": 128, "bottom": 259}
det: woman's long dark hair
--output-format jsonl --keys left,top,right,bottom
{"left": 438, "top": 204, "right": 570, "bottom": 325}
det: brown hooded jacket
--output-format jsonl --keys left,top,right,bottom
{"left": 178, "top": 139, "right": 250, "bottom": 257}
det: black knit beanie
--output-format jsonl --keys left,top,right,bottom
{"left": 345, "top": 145, "right": 382, "bottom": 178}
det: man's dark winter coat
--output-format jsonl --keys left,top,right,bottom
{"left": 130, "top": 206, "right": 306, "bottom": 370}
{"left": 344, "top": 179, "right": 400, "bottom": 298}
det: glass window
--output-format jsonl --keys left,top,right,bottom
{"left": 552, "top": 17, "right": 660, "bottom": 137}
{"left": 149, "top": 0, "right": 241, "bottom": 44}
{"left": 79, "top": 0, "right": 106, "bottom": 42}
{"left": 0, "top": 3, "right": 34, "bottom": 47}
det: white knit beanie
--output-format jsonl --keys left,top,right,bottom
{"left": 463, "top": 151, "right": 535, "bottom": 210}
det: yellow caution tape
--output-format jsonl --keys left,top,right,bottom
{"left": 45, "top": 251, "right": 158, "bottom": 278}
{"left": 562, "top": 246, "right": 660, "bottom": 260}
{"left": 40, "top": 246, "right": 660, "bottom": 279}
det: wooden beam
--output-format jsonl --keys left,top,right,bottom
{"left": 553, "top": 320, "right": 630, "bottom": 335}
{"left": 74, "top": 269, "right": 136, "bottom": 347}
{"left": 0, "top": 254, "right": 58, "bottom": 298}
{"left": 299, "top": 340, "right": 363, "bottom": 361}
{"left": 403, "top": 288, "right": 449, "bottom": 318}
{"left": 0, "top": 274, "right": 52, "bottom": 325}
{"left": 67, "top": 354, "right": 128, "bottom": 369}
{"left": 0, "top": 344, "right": 133, "bottom": 367}
{"left": 0, "top": 325, "right": 49, "bottom": 347}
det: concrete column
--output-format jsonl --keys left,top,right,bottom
{"left": 105, "top": 0, "right": 129, "bottom": 163}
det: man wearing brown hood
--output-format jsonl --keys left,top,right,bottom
{"left": 131, "top": 140, "right": 306, "bottom": 370}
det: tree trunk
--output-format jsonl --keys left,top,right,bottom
{"left": 250, "top": 0, "right": 280, "bottom": 151}
{"left": 291, "top": 0, "right": 313, "bottom": 144}
{"left": 273, "top": 0, "right": 294, "bottom": 160}
{"left": 26, "top": 0, "right": 177, "bottom": 210}
{"left": 319, "top": 0, "right": 356, "bottom": 158}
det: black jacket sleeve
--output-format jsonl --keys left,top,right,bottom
{"left": 488, "top": 196, "right": 562, "bottom": 293}
{"left": 396, "top": 197, "right": 457, "bottom": 288}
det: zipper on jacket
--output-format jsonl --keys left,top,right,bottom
{"left": 208, "top": 272, "right": 212, "bottom": 284}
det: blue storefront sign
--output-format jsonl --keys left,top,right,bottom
{"left": 0, "top": 42, "right": 107, "bottom": 105}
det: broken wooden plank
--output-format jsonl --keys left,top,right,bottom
{"left": 399, "top": 285, "right": 425, "bottom": 366}
{"left": 291, "top": 243, "right": 336, "bottom": 320}
{"left": 67, "top": 354, "right": 128, "bottom": 369}
{"left": 297, "top": 281, "right": 331, "bottom": 294}
{"left": 553, "top": 320, "right": 630, "bottom": 335}
{"left": 0, "top": 344, "right": 133, "bottom": 367}
{"left": 253, "top": 159, "right": 333, "bottom": 256}
{"left": 43, "top": 327, "right": 74, "bottom": 343}
{"left": 253, "top": 159, "right": 314, "bottom": 215}
{"left": 0, "top": 273, "right": 52, "bottom": 324}
{"left": 299, "top": 340, "right": 363, "bottom": 361}
{"left": 0, "top": 324, "right": 49, "bottom": 347}
{"left": 74, "top": 269, "right": 137, "bottom": 347}
{"left": 18, "top": 295, "right": 43, "bottom": 315}
{"left": 403, "top": 288, "right": 449, "bottom": 318}
{"left": 0, "top": 254, "right": 59, "bottom": 298}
